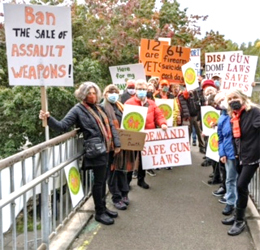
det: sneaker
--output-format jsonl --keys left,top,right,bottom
{"left": 114, "top": 201, "right": 127, "bottom": 210}
{"left": 147, "top": 169, "right": 156, "bottom": 177}
{"left": 122, "top": 196, "right": 129, "bottom": 206}
{"left": 132, "top": 170, "right": 137, "bottom": 179}
{"left": 199, "top": 147, "right": 206, "bottom": 154}
{"left": 209, "top": 172, "right": 214, "bottom": 178}
{"left": 166, "top": 167, "right": 172, "bottom": 170}
{"left": 192, "top": 141, "right": 196, "bottom": 146}
{"left": 218, "top": 197, "right": 227, "bottom": 204}
{"left": 222, "top": 204, "right": 234, "bottom": 215}
{"left": 212, "top": 187, "right": 225, "bottom": 197}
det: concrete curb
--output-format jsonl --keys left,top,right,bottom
{"left": 49, "top": 197, "right": 95, "bottom": 250}
{"left": 247, "top": 197, "right": 260, "bottom": 250}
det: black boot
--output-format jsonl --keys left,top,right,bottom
{"left": 222, "top": 215, "right": 236, "bottom": 225}
{"left": 105, "top": 208, "right": 118, "bottom": 218}
{"left": 228, "top": 208, "right": 246, "bottom": 236}
{"left": 95, "top": 213, "right": 114, "bottom": 225}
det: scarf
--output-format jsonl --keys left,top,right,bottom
{"left": 82, "top": 102, "right": 112, "bottom": 152}
{"left": 230, "top": 105, "right": 245, "bottom": 138}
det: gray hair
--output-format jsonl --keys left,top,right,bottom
{"left": 74, "top": 81, "right": 102, "bottom": 103}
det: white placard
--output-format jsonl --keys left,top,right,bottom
{"left": 205, "top": 51, "right": 243, "bottom": 80}
{"left": 155, "top": 98, "right": 174, "bottom": 127}
{"left": 190, "top": 48, "right": 201, "bottom": 76}
{"left": 201, "top": 106, "right": 221, "bottom": 136}
{"left": 4, "top": 4, "right": 73, "bottom": 86}
{"left": 206, "top": 129, "right": 219, "bottom": 162}
{"left": 141, "top": 126, "right": 191, "bottom": 169}
{"left": 182, "top": 61, "right": 199, "bottom": 91}
{"left": 120, "top": 104, "right": 148, "bottom": 132}
{"left": 64, "top": 162, "right": 84, "bottom": 208}
{"left": 220, "top": 55, "right": 258, "bottom": 97}
{"left": 109, "top": 63, "right": 146, "bottom": 89}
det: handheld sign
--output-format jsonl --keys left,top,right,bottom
{"left": 190, "top": 48, "right": 201, "bottom": 76}
{"left": 182, "top": 61, "right": 199, "bottom": 91}
{"left": 201, "top": 106, "right": 220, "bottom": 136}
{"left": 206, "top": 129, "right": 219, "bottom": 162}
{"left": 155, "top": 98, "right": 173, "bottom": 127}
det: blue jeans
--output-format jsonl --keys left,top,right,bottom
{"left": 225, "top": 159, "right": 238, "bottom": 206}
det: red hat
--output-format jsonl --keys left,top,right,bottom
{"left": 126, "top": 80, "right": 135, "bottom": 87}
{"left": 202, "top": 79, "right": 216, "bottom": 89}
{"left": 160, "top": 79, "right": 169, "bottom": 86}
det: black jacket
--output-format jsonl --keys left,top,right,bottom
{"left": 48, "top": 103, "right": 121, "bottom": 165}
{"left": 237, "top": 107, "right": 260, "bottom": 165}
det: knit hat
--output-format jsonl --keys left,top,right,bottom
{"left": 126, "top": 80, "right": 135, "bottom": 88}
{"left": 201, "top": 79, "right": 216, "bottom": 89}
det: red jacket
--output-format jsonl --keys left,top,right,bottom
{"left": 125, "top": 96, "right": 167, "bottom": 129}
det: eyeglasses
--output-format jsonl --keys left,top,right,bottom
{"left": 136, "top": 88, "right": 147, "bottom": 91}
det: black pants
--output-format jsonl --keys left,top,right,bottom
{"left": 107, "top": 152, "right": 129, "bottom": 203}
{"left": 219, "top": 161, "right": 226, "bottom": 190}
{"left": 189, "top": 115, "right": 205, "bottom": 149}
{"left": 92, "top": 164, "right": 107, "bottom": 215}
{"left": 137, "top": 151, "right": 146, "bottom": 181}
{"left": 236, "top": 163, "right": 259, "bottom": 209}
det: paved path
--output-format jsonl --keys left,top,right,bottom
{"left": 70, "top": 146, "right": 256, "bottom": 250}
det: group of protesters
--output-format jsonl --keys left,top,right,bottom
{"left": 39, "top": 75, "right": 260, "bottom": 236}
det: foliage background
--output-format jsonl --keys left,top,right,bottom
{"left": 0, "top": 0, "right": 259, "bottom": 158}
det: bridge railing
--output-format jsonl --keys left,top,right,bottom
{"left": 0, "top": 129, "right": 91, "bottom": 250}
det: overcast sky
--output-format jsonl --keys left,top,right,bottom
{"left": 1, "top": 0, "right": 259, "bottom": 46}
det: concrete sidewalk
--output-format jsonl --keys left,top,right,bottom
{"left": 61, "top": 146, "right": 259, "bottom": 250}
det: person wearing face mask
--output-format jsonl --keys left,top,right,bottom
{"left": 214, "top": 92, "right": 238, "bottom": 217}
{"left": 39, "top": 82, "right": 121, "bottom": 226}
{"left": 223, "top": 89, "right": 260, "bottom": 236}
{"left": 146, "top": 83, "right": 155, "bottom": 101}
{"left": 155, "top": 79, "right": 174, "bottom": 99}
{"left": 101, "top": 84, "right": 135, "bottom": 210}
{"left": 125, "top": 79, "right": 168, "bottom": 189}
{"left": 212, "top": 75, "right": 221, "bottom": 90}
{"left": 120, "top": 80, "right": 136, "bottom": 104}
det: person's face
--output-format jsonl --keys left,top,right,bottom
{"left": 136, "top": 84, "right": 147, "bottom": 91}
{"left": 227, "top": 94, "right": 243, "bottom": 105}
{"left": 147, "top": 86, "right": 154, "bottom": 93}
{"left": 87, "top": 87, "right": 96, "bottom": 98}
{"left": 85, "top": 87, "right": 97, "bottom": 104}
{"left": 204, "top": 87, "right": 216, "bottom": 97}
{"left": 171, "top": 85, "right": 180, "bottom": 96}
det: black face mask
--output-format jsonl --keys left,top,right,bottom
{"left": 229, "top": 101, "right": 242, "bottom": 110}
{"left": 146, "top": 92, "right": 154, "bottom": 98}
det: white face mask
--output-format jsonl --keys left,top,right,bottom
{"left": 127, "top": 89, "right": 136, "bottom": 95}
{"left": 219, "top": 100, "right": 228, "bottom": 110}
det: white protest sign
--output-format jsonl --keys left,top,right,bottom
{"left": 206, "top": 129, "right": 219, "bottom": 162}
{"left": 201, "top": 106, "right": 220, "bottom": 136}
{"left": 4, "top": 4, "right": 73, "bottom": 86}
{"left": 190, "top": 48, "right": 201, "bottom": 76}
{"left": 64, "top": 162, "right": 84, "bottom": 208}
{"left": 141, "top": 126, "right": 191, "bottom": 169}
{"left": 155, "top": 98, "right": 173, "bottom": 127}
{"left": 182, "top": 61, "right": 199, "bottom": 91}
{"left": 205, "top": 51, "right": 243, "bottom": 80}
{"left": 121, "top": 104, "right": 148, "bottom": 132}
{"left": 220, "top": 55, "right": 258, "bottom": 97}
{"left": 109, "top": 63, "right": 146, "bottom": 89}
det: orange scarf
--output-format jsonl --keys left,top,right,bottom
{"left": 230, "top": 106, "right": 245, "bottom": 138}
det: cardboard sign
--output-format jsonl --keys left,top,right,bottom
{"left": 64, "top": 161, "right": 84, "bottom": 208}
{"left": 109, "top": 63, "right": 146, "bottom": 89}
{"left": 190, "top": 48, "right": 201, "bottom": 76}
{"left": 117, "top": 129, "right": 146, "bottom": 151}
{"left": 155, "top": 98, "right": 174, "bottom": 127}
{"left": 205, "top": 51, "right": 243, "bottom": 80}
{"left": 139, "top": 39, "right": 168, "bottom": 77}
{"left": 4, "top": 4, "right": 73, "bottom": 86}
{"left": 201, "top": 106, "right": 220, "bottom": 136}
{"left": 160, "top": 46, "right": 191, "bottom": 84}
{"left": 220, "top": 55, "right": 258, "bottom": 97}
{"left": 121, "top": 104, "right": 148, "bottom": 132}
{"left": 206, "top": 129, "right": 219, "bottom": 162}
{"left": 141, "top": 126, "right": 191, "bottom": 169}
{"left": 182, "top": 61, "right": 199, "bottom": 91}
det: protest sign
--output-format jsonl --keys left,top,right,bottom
{"left": 117, "top": 129, "right": 146, "bottom": 151}
{"left": 109, "top": 63, "right": 146, "bottom": 90}
{"left": 205, "top": 51, "right": 243, "bottom": 80}
{"left": 182, "top": 61, "right": 199, "bottom": 91}
{"left": 4, "top": 4, "right": 73, "bottom": 86}
{"left": 206, "top": 129, "right": 219, "bottom": 162}
{"left": 160, "top": 45, "right": 191, "bottom": 84}
{"left": 121, "top": 104, "right": 148, "bottom": 132}
{"left": 64, "top": 161, "right": 84, "bottom": 208}
{"left": 201, "top": 106, "right": 220, "bottom": 136}
{"left": 141, "top": 126, "right": 191, "bottom": 169}
{"left": 220, "top": 54, "right": 258, "bottom": 97}
{"left": 190, "top": 48, "right": 201, "bottom": 76}
{"left": 139, "top": 38, "right": 168, "bottom": 77}
{"left": 155, "top": 98, "right": 173, "bottom": 127}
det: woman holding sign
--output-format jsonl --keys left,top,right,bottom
{"left": 39, "top": 82, "right": 121, "bottom": 226}
{"left": 224, "top": 89, "right": 260, "bottom": 236}
{"left": 125, "top": 79, "right": 167, "bottom": 189}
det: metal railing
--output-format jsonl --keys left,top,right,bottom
{"left": 249, "top": 168, "right": 260, "bottom": 211}
{"left": 0, "top": 129, "right": 92, "bottom": 250}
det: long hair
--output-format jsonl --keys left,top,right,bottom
{"left": 74, "top": 81, "right": 102, "bottom": 103}
{"left": 226, "top": 88, "right": 258, "bottom": 116}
